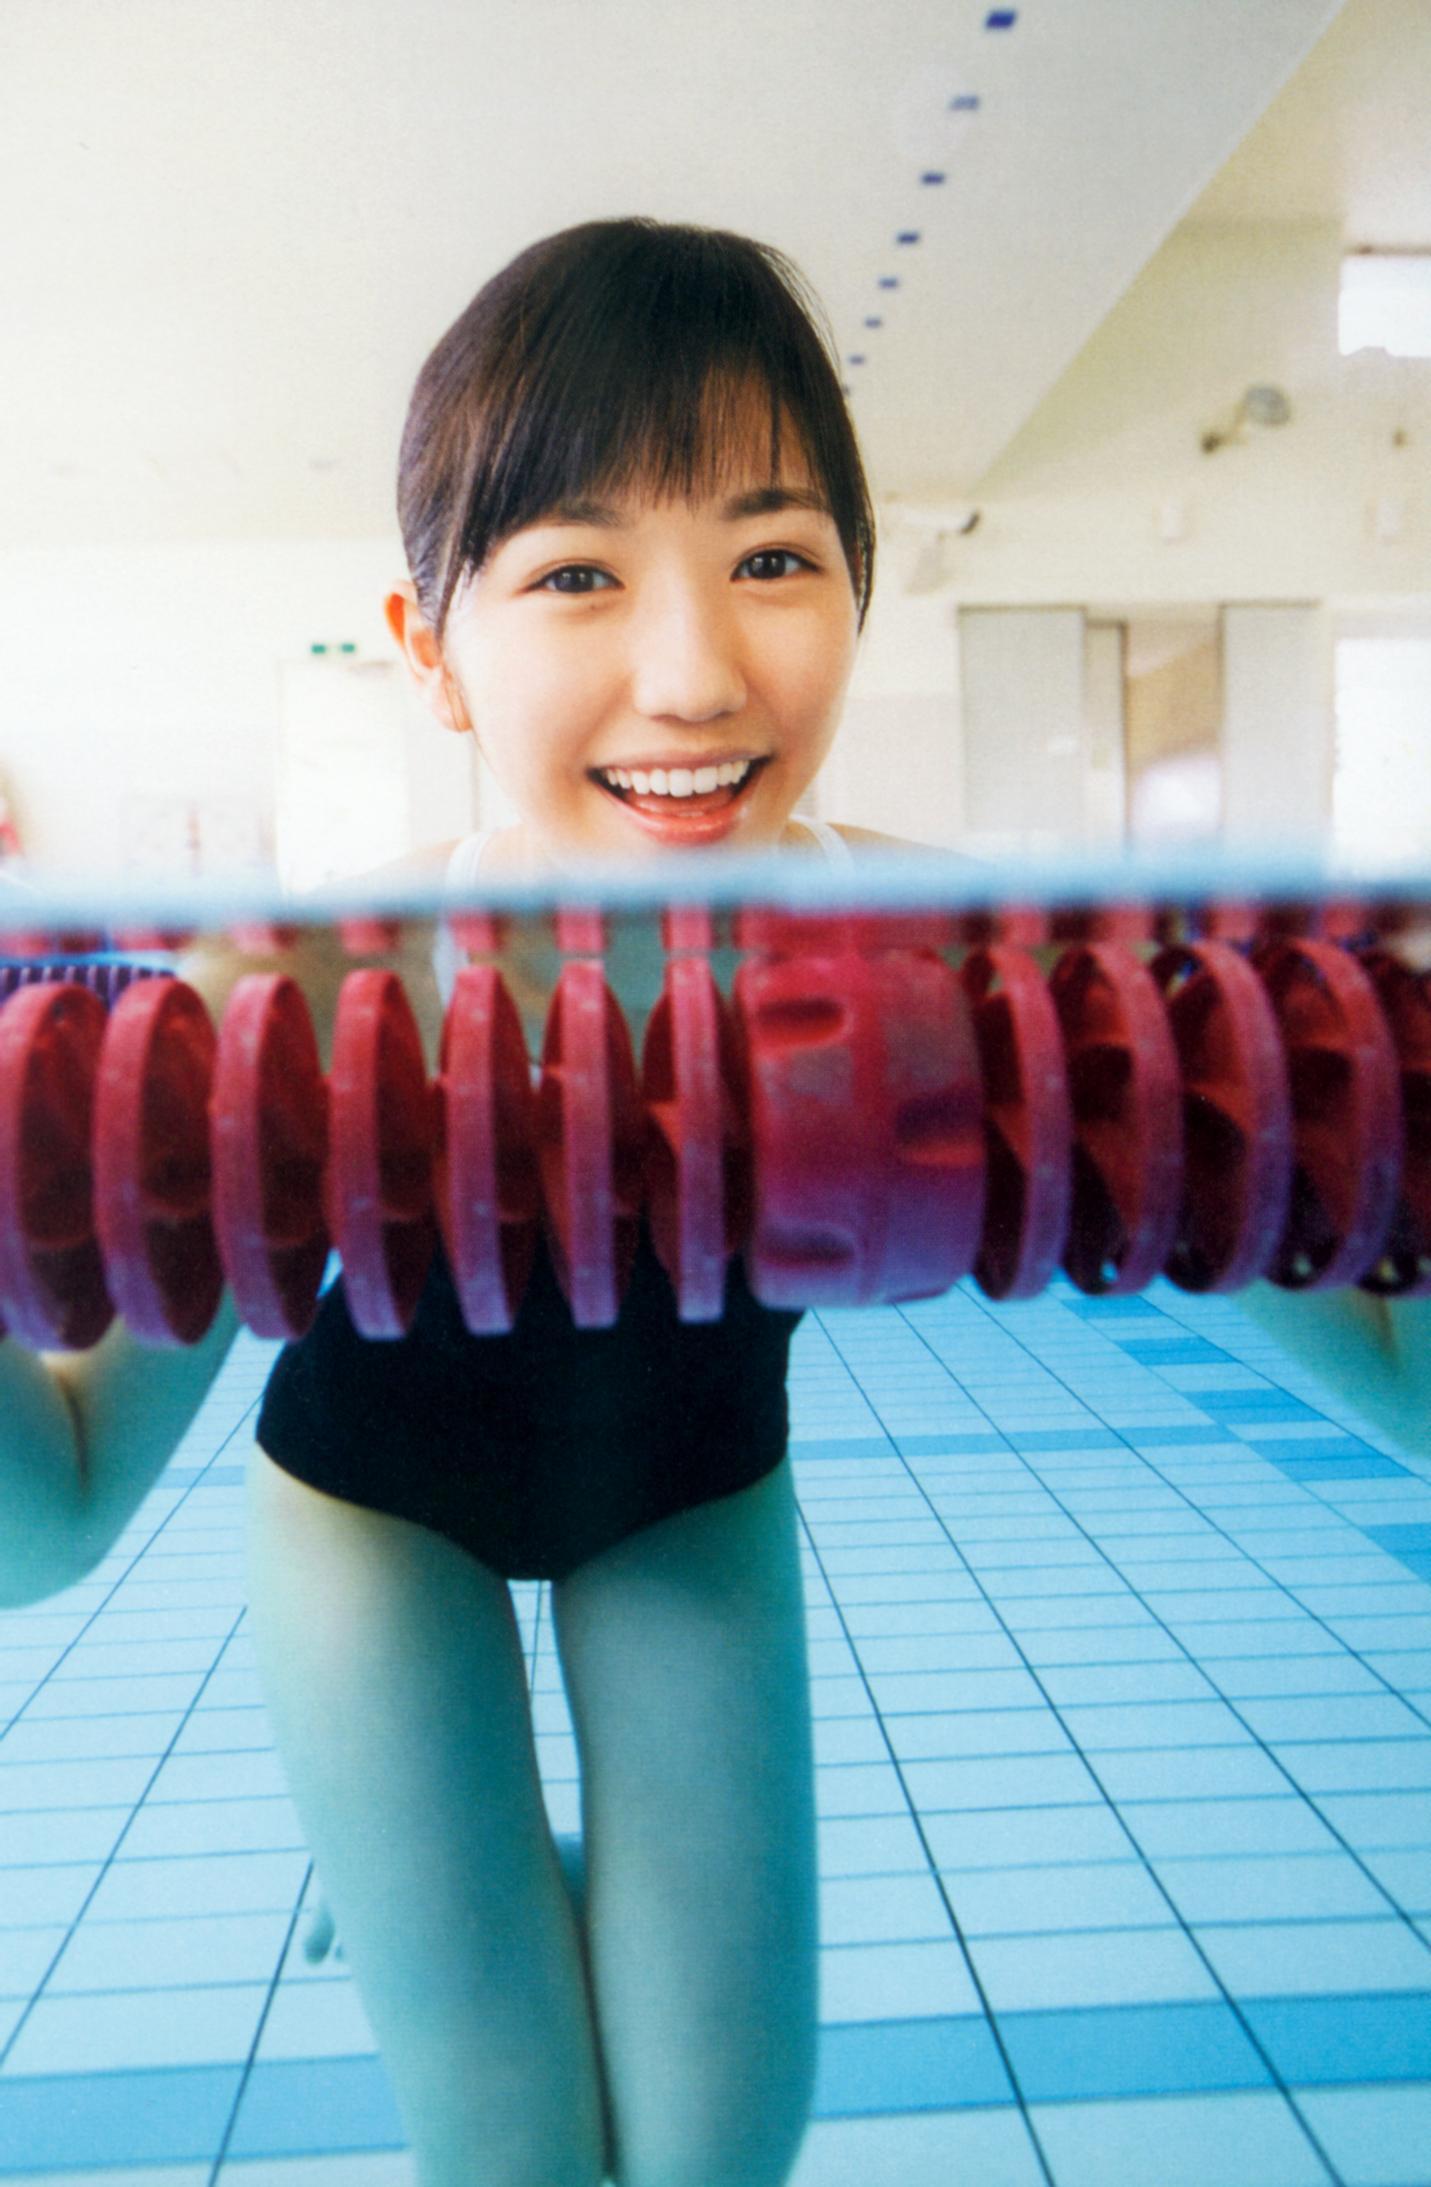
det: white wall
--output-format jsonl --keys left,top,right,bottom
{"left": 4, "top": 223, "right": 1427, "bottom": 869}
{"left": 0, "top": 538, "right": 476, "bottom": 876}
{"left": 822, "top": 221, "right": 1431, "bottom": 846}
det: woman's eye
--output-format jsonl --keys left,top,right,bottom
{"left": 538, "top": 565, "right": 617, "bottom": 594}
{"left": 739, "top": 549, "right": 811, "bottom": 582}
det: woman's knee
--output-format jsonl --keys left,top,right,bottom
{"left": 611, "top": 2053, "right": 815, "bottom": 2187}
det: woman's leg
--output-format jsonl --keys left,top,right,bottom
{"left": 244, "top": 1444, "right": 610, "bottom": 2187}
{"left": 550, "top": 1457, "right": 818, "bottom": 2187}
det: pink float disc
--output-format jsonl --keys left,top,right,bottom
{"left": 435, "top": 965, "right": 539, "bottom": 1333}
{"left": 210, "top": 976, "right": 330, "bottom": 1340}
{"left": 644, "top": 956, "right": 747, "bottom": 1322}
{"left": 536, "top": 961, "right": 643, "bottom": 1328}
{"left": 93, "top": 980, "right": 223, "bottom": 1345}
{"left": 327, "top": 971, "right": 436, "bottom": 1337}
{"left": 733, "top": 908, "right": 958, "bottom": 958}
{"left": 1051, "top": 904, "right": 1154, "bottom": 947}
{"left": 660, "top": 905, "right": 717, "bottom": 956}
{"left": 1353, "top": 949, "right": 1431, "bottom": 1297}
{"left": 1256, "top": 939, "right": 1403, "bottom": 1290}
{"left": 0, "top": 983, "right": 114, "bottom": 1349}
{"left": 338, "top": 916, "right": 404, "bottom": 956}
{"left": 1050, "top": 944, "right": 1184, "bottom": 1295}
{"left": 1151, "top": 943, "right": 1293, "bottom": 1293}
{"left": 961, "top": 947, "right": 1073, "bottom": 1300}
{"left": 734, "top": 946, "right": 984, "bottom": 1310}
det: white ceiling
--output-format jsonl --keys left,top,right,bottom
{"left": 5, "top": 0, "right": 1405, "bottom": 550}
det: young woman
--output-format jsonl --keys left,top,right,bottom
{"left": 242, "top": 217, "right": 885, "bottom": 2187}
{"left": 3, "top": 217, "right": 1424, "bottom": 2187}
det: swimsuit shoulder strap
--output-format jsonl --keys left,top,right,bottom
{"left": 794, "top": 813, "right": 856, "bottom": 868}
{"left": 444, "top": 830, "right": 493, "bottom": 888}
{"left": 433, "top": 830, "right": 495, "bottom": 1001}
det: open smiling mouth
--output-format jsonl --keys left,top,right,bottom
{"left": 589, "top": 754, "right": 770, "bottom": 820}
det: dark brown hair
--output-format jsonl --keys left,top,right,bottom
{"left": 397, "top": 218, "right": 876, "bottom": 639}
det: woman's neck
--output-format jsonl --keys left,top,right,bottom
{"left": 481, "top": 814, "right": 825, "bottom": 874}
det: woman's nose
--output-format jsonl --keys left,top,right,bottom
{"left": 627, "top": 590, "right": 746, "bottom": 724}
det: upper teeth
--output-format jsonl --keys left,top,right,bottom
{"left": 600, "top": 758, "right": 755, "bottom": 798}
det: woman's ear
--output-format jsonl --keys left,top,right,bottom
{"left": 384, "top": 583, "right": 472, "bottom": 736}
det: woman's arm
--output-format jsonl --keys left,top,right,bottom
{"left": 0, "top": 1298, "right": 243, "bottom": 1608}
{"left": 1235, "top": 1285, "right": 1431, "bottom": 1461}
{"left": 0, "top": 910, "right": 448, "bottom": 1609}
{"left": 825, "top": 834, "right": 1431, "bottom": 1460}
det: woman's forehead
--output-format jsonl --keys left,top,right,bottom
{"left": 532, "top": 476, "right": 832, "bottom": 528}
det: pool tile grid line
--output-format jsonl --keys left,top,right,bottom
{"left": 792, "top": 1484, "right": 1346, "bottom": 2173}
{"left": 0, "top": 1596, "right": 261, "bottom": 2081}
{"left": 789, "top": 1501, "right": 1060, "bottom": 2187}
{"left": 0, "top": 1310, "right": 1429, "bottom": 2181}
{"left": 845, "top": 1297, "right": 1431, "bottom": 1763}
{"left": 1112, "top": 1279, "right": 1431, "bottom": 1482}
{"left": 204, "top": 1871, "right": 315, "bottom": 2183}
{"left": 0, "top": 1390, "right": 271, "bottom": 1753}
{"left": 879, "top": 1294, "right": 1431, "bottom": 1723}
{"left": 0, "top": 1348, "right": 296, "bottom": 2182}
{"left": 798, "top": 1294, "right": 1430, "bottom": 2178}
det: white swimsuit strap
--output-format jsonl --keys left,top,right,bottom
{"left": 444, "top": 830, "right": 494, "bottom": 888}
{"left": 795, "top": 813, "right": 855, "bottom": 867}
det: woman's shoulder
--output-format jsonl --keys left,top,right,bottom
{"left": 826, "top": 823, "right": 912, "bottom": 854}
{"left": 345, "top": 839, "right": 465, "bottom": 887}
{"left": 825, "top": 823, "right": 979, "bottom": 859}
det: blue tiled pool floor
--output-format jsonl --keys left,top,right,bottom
{"left": 1, "top": 1276, "right": 1428, "bottom": 2186}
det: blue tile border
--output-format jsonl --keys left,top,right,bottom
{"left": 1009, "top": 1431, "right": 1125, "bottom": 1453}
{"left": 1126, "top": 1429, "right": 1247, "bottom": 1448}
{"left": 0, "top": 2066, "right": 242, "bottom": 2173}
{"left": 1272, "top": 1456, "right": 1410, "bottom": 1483}
{"left": 789, "top": 1438, "right": 893, "bottom": 1463}
{"left": 997, "top": 1998, "right": 1270, "bottom": 2103}
{"left": 1365, "top": 1525, "right": 1431, "bottom": 1558}
{"left": 1195, "top": 1392, "right": 1322, "bottom": 1420}
{"left": 1117, "top": 1340, "right": 1234, "bottom": 1367}
{"left": 226, "top": 2054, "right": 405, "bottom": 2158}
{"left": 1064, "top": 1298, "right": 1170, "bottom": 1319}
{"left": 813, "top": 2016, "right": 1012, "bottom": 2116}
{"left": 895, "top": 1433, "right": 1013, "bottom": 1457}
{"left": 1241, "top": 1990, "right": 1431, "bottom": 2087}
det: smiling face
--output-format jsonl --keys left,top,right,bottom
{"left": 396, "top": 454, "right": 861, "bottom": 867}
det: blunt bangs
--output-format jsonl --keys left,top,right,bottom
{"left": 398, "top": 220, "right": 876, "bottom": 638}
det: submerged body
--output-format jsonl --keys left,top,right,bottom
{"left": 256, "top": 816, "right": 850, "bottom": 1582}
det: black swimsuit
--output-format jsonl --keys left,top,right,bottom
{"left": 255, "top": 1225, "right": 800, "bottom": 1582}
{"left": 252, "top": 823, "right": 850, "bottom": 1581}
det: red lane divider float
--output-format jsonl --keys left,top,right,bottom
{"left": 435, "top": 964, "right": 539, "bottom": 1334}
{"left": 0, "top": 984, "right": 114, "bottom": 1349}
{"left": 211, "top": 975, "right": 330, "bottom": 1340}
{"left": 327, "top": 971, "right": 437, "bottom": 1337}
{"left": 537, "top": 957, "right": 644, "bottom": 1328}
{"left": 93, "top": 979, "right": 224, "bottom": 1345}
{"left": 960, "top": 946, "right": 1072, "bottom": 1300}
{"left": 0, "top": 911, "right": 1428, "bottom": 1346}
{"left": 1256, "top": 938, "right": 1403, "bottom": 1290}
{"left": 1357, "top": 950, "right": 1431, "bottom": 1297}
{"left": 735, "top": 936, "right": 984, "bottom": 1309}
{"left": 1151, "top": 941, "right": 1293, "bottom": 1294}
{"left": 643, "top": 953, "right": 747, "bottom": 1322}
{"left": 1050, "top": 943, "right": 1184, "bottom": 1295}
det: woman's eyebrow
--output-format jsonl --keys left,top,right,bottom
{"left": 539, "top": 485, "right": 833, "bottom": 529}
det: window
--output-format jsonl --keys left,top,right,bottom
{"left": 1339, "top": 254, "right": 1431, "bottom": 360}
{"left": 1333, "top": 630, "right": 1431, "bottom": 865}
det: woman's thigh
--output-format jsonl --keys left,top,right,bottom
{"left": 550, "top": 1457, "right": 818, "bottom": 2187}
{"left": 244, "top": 1444, "right": 608, "bottom": 2187}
